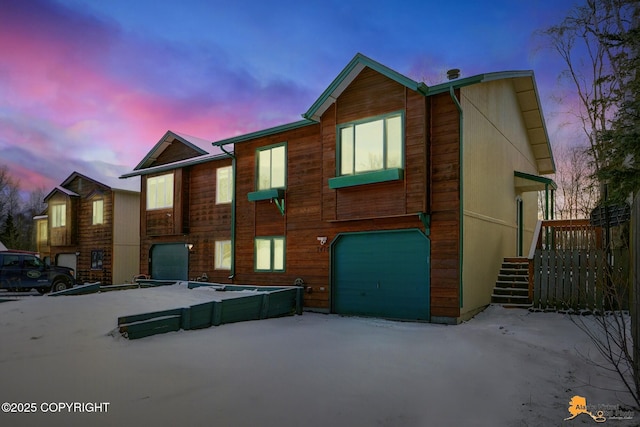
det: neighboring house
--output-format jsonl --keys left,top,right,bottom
{"left": 124, "top": 53, "right": 555, "bottom": 324}
{"left": 121, "top": 131, "right": 234, "bottom": 283}
{"left": 0, "top": 241, "right": 7, "bottom": 251}
{"left": 42, "top": 171, "right": 140, "bottom": 285}
{"left": 33, "top": 213, "right": 49, "bottom": 259}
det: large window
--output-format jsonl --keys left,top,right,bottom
{"left": 256, "top": 144, "right": 286, "bottom": 190}
{"left": 51, "top": 204, "right": 66, "bottom": 228}
{"left": 147, "top": 173, "right": 174, "bottom": 210}
{"left": 214, "top": 240, "right": 232, "bottom": 270}
{"left": 216, "top": 166, "right": 233, "bottom": 204}
{"left": 338, "top": 113, "right": 403, "bottom": 175}
{"left": 92, "top": 199, "right": 104, "bottom": 225}
{"left": 255, "top": 237, "right": 285, "bottom": 272}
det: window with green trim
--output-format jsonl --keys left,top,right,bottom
{"left": 256, "top": 144, "right": 286, "bottom": 190}
{"left": 255, "top": 237, "right": 285, "bottom": 272}
{"left": 338, "top": 112, "right": 403, "bottom": 175}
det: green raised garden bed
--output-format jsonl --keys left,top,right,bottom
{"left": 117, "top": 283, "right": 303, "bottom": 340}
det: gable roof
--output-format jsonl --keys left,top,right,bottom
{"left": 133, "top": 130, "right": 216, "bottom": 171}
{"left": 212, "top": 120, "right": 316, "bottom": 147}
{"left": 303, "top": 53, "right": 428, "bottom": 122}
{"left": 301, "top": 53, "right": 554, "bottom": 174}
{"left": 44, "top": 185, "right": 80, "bottom": 202}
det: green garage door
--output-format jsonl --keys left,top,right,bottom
{"left": 332, "top": 229, "right": 430, "bottom": 321}
{"left": 151, "top": 244, "right": 188, "bottom": 280}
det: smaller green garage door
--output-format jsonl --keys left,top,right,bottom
{"left": 332, "top": 229, "right": 430, "bottom": 321}
{"left": 151, "top": 244, "right": 188, "bottom": 280}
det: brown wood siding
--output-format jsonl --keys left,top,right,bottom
{"left": 139, "top": 159, "right": 234, "bottom": 283}
{"left": 233, "top": 123, "right": 330, "bottom": 307}
{"left": 335, "top": 67, "right": 405, "bottom": 122}
{"left": 48, "top": 176, "right": 118, "bottom": 284}
{"left": 49, "top": 193, "right": 76, "bottom": 247}
{"left": 152, "top": 141, "right": 201, "bottom": 167}
{"left": 228, "top": 68, "right": 433, "bottom": 311}
{"left": 326, "top": 69, "right": 427, "bottom": 222}
{"left": 429, "top": 91, "right": 461, "bottom": 318}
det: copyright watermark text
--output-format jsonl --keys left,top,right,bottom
{"left": 2, "top": 402, "right": 110, "bottom": 414}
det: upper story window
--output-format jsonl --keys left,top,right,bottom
{"left": 338, "top": 112, "right": 403, "bottom": 176}
{"left": 216, "top": 166, "right": 233, "bottom": 204}
{"left": 147, "top": 173, "right": 174, "bottom": 210}
{"left": 92, "top": 199, "right": 104, "bottom": 225}
{"left": 51, "top": 204, "right": 66, "bottom": 228}
{"left": 256, "top": 144, "right": 286, "bottom": 190}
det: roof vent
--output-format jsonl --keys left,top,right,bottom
{"left": 446, "top": 69, "right": 461, "bottom": 80}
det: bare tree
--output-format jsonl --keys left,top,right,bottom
{"left": 540, "top": 0, "right": 633, "bottom": 175}
{"left": 553, "top": 145, "right": 600, "bottom": 219}
{"left": 540, "top": 0, "right": 639, "bottom": 410}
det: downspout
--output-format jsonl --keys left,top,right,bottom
{"left": 449, "top": 85, "right": 464, "bottom": 309}
{"left": 218, "top": 144, "right": 237, "bottom": 279}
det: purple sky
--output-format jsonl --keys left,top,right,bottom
{"left": 0, "top": 0, "right": 581, "bottom": 192}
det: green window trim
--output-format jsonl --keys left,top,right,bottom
{"left": 336, "top": 111, "right": 404, "bottom": 177}
{"left": 256, "top": 142, "right": 287, "bottom": 191}
{"left": 247, "top": 188, "right": 285, "bottom": 201}
{"left": 254, "top": 236, "right": 285, "bottom": 272}
{"left": 328, "top": 168, "right": 404, "bottom": 189}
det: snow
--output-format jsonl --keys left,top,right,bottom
{"left": 0, "top": 284, "right": 637, "bottom": 426}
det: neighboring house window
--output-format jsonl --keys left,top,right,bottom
{"left": 91, "top": 250, "right": 104, "bottom": 270}
{"left": 256, "top": 144, "right": 286, "bottom": 190}
{"left": 216, "top": 166, "right": 233, "bottom": 204}
{"left": 338, "top": 112, "right": 403, "bottom": 175}
{"left": 214, "top": 240, "right": 232, "bottom": 270}
{"left": 147, "top": 173, "right": 174, "bottom": 209}
{"left": 255, "top": 237, "right": 285, "bottom": 272}
{"left": 51, "top": 204, "right": 66, "bottom": 227}
{"left": 38, "top": 221, "right": 48, "bottom": 243}
{"left": 92, "top": 199, "right": 104, "bottom": 225}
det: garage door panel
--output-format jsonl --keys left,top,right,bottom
{"left": 151, "top": 244, "right": 188, "bottom": 280}
{"left": 332, "top": 229, "right": 430, "bottom": 321}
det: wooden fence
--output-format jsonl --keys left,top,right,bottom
{"left": 531, "top": 248, "right": 606, "bottom": 311}
{"left": 529, "top": 219, "right": 629, "bottom": 311}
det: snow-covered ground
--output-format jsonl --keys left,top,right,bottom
{"left": 0, "top": 284, "right": 637, "bottom": 427}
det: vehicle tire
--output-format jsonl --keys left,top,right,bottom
{"left": 51, "top": 279, "right": 69, "bottom": 293}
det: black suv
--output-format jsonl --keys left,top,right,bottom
{"left": 0, "top": 251, "right": 76, "bottom": 294}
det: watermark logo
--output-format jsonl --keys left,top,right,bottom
{"left": 564, "top": 395, "right": 634, "bottom": 423}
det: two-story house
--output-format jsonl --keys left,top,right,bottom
{"left": 121, "top": 131, "right": 234, "bottom": 282}
{"left": 42, "top": 171, "right": 140, "bottom": 285}
{"left": 124, "top": 53, "right": 555, "bottom": 324}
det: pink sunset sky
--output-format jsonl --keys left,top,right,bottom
{"left": 1, "top": 0, "right": 583, "bottom": 193}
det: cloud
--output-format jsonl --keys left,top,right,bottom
{"left": 0, "top": 0, "right": 316, "bottom": 193}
